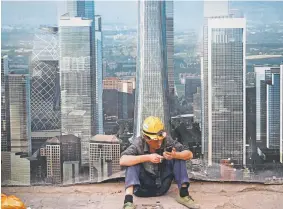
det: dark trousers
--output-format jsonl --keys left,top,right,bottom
{"left": 125, "top": 159, "right": 190, "bottom": 197}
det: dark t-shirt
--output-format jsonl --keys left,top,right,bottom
{"left": 121, "top": 136, "right": 188, "bottom": 176}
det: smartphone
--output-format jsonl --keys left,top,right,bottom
{"left": 166, "top": 146, "right": 173, "bottom": 152}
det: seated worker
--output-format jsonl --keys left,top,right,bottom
{"left": 120, "top": 116, "right": 200, "bottom": 209}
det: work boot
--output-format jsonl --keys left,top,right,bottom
{"left": 176, "top": 195, "right": 200, "bottom": 209}
{"left": 122, "top": 202, "right": 136, "bottom": 209}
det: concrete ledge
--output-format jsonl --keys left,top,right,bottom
{"left": 2, "top": 182, "right": 283, "bottom": 209}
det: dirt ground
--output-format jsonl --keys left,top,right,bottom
{"left": 2, "top": 181, "right": 283, "bottom": 209}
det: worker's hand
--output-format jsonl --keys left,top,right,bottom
{"left": 148, "top": 153, "right": 164, "bottom": 164}
{"left": 163, "top": 148, "right": 177, "bottom": 160}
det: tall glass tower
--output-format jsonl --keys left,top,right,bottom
{"left": 165, "top": 0, "right": 174, "bottom": 95}
{"left": 67, "top": 0, "right": 95, "bottom": 20}
{"left": 8, "top": 74, "right": 31, "bottom": 154}
{"left": 202, "top": 0, "right": 229, "bottom": 161}
{"left": 59, "top": 16, "right": 94, "bottom": 165}
{"left": 65, "top": 0, "right": 102, "bottom": 135}
{"left": 255, "top": 66, "right": 281, "bottom": 153}
{"left": 280, "top": 64, "right": 283, "bottom": 163}
{"left": 95, "top": 15, "right": 104, "bottom": 134}
{"left": 30, "top": 27, "right": 60, "bottom": 131}
{"left": 202, "top": 16, "right": 246, "bottom": 167}
{"left": 1, "top": 55, "right": 10, "bottom": 151}
{"left": 266, "top": 69, "right": 281, "bottom": 150}
{"left": 134, "top": 0, "right": 170, "bottom": 137}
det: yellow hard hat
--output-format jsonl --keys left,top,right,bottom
{"left": 142, "top": 116, "right": 166, "bottom": 140}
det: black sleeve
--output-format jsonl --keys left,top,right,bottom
{"left": 121, "top": 144, "right": 138, "bottom": 156}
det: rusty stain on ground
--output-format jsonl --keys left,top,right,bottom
{"left": 2, "top": 182, "right": 283, "bottom": 209}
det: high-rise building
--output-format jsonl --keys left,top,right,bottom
{"left": 185, "top": 77, "right": 201, "bottom": 103}
{"left": 41, "top": 138, "right": 61, "bottom": 184}
{"left": 66, "top": 0, "right": 101, "bottom": 135}
{"left": 202, "top": 0, "right": 230, "bottom": 164}
{"left": 59, "top": 16, "right": 94, "bottom": 165}
{"left": 165, "top": 0, "right": 174, "bottom": 95}
{"left": 95, "top": 15, "right": 104, "bottom": 134}
{"left": 89, "top": 135, "right": 120, "bottom": 182}
{"left": 193, "top": 87, "right": 201, "bottom": 124}
{"left": 255, "top": 66, "right": 282, "bottom": 162}
{"left": 67, "top": 0, "right": 95, "bottom": 20}
{"left": 280, "top": 64, "right": 283, "bottom": 163}
{"left": 246, "top": 86, "right": 256, "bottom": 165}
{"left": 30, "top": 27, "right": 61, "bottom": 132}
{"left": 202, "top": 16, "right": 246, "bottom": 166}
{"left": 1, "top": 55, "right": 10, "bottom": 151}
{"left": 255, "top": 67, "right": 268, "bottom": 147}
{"left": 103, "top": 77, "right": 135, "bottom": 120}
{"left": 8, "top": 74, "right": 31, "bottom": 154}
{"left": 134, "top": 0, "right": 170, "bottom": 137}
{"left": 246, "top": 72, "right": 256, "bottom": 87}
{"left": 266, "top": 69, "right": 281, "bottom": 150}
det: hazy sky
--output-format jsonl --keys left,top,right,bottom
{"left": 1, "top": 1, "right": 203, "bottom": 32}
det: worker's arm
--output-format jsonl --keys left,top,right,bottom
{"left": 173, "top": 149, "right": 193, "bottom": 161}
{"left": 120, "top": 154, "right": 164, "bottom": 166}
{"left": 164, "top": 136, "right": 193, "bottom": 161}
{"left": 120, "top": 144, "right": 163, "bottom": 166}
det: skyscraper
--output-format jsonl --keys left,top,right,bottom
{"left": 202, "top": 15, "right": 246, "bottom": 166}
{"left": 67, "top": 0, "right": 95, "bottom": 20}
{"left": 8, "top": 74, "right": 31, "bottom": 154}
{"left": 1, "top": 55, "right": 10, "bottom": 151}
{"left": 59, "top": 16, "right": 94, "bottom": 165}
{"left": 202, "top": 0, "right": 230, "bottom": 161}
{"left": 134, "top": 0, "right": 170, "bottom": 137}
{"left": 30, "top": 27, "right": 60, "bottom": 132}
{"left": 165, "top": 0, "right": 175, "bottom": 95}
{"left": 193, "top": 87, "right": 201, "bottom": 124}
{"left": 95, "top": 15, "right": 104, "bottom": 134}
{"left": 266, "top": 69, "right": 280, "bottom": 150}
{"left": 41, "top": 137, "right": 61, "bottom": 184}
{"left": 185, "top": 76, "right": 201, "bottom": 103}
{"left": 254, "top": 67, "right": 268, "bottom": 146}
{"left": 280, "top": 64, "right": 283, "bottom": 163}
{"left": 64, "top": 0, "right": 103, "bottom": 136}
{"left": 255, "top": 66, "right": 282, "bottom": 161}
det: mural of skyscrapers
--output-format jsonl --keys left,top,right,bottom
{"left": 1, "top": 0, "right": 283, "bottom": 189}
